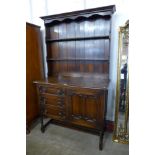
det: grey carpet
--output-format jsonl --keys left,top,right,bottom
{"left": 26, "top": 123, "right": 129, "bottom": 155}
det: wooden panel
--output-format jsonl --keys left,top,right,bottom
{"left": 45, "top": 27, "right": 51, "bottom": 39}
{"left": 94, "top": 61, "right": 109, "bottom": 73}
{"left": 49, "top": 24, "right": 59, "bottom": 39}
{"left": 47, "top": 42, "right": 59, "bottom": 58}
{"left": 75, "top": 20, "right": 85, "bottom": 38}
{"left": 59, "top": 42, "right": 68, "bottom": 72}
{"left": 66, "top": 21, "right": 75, "bottom": 38}
{"left": 59, "top": 23, "right": 68, "bottom": 72}
{"left": 59, "top": 22, "right": 67, "bottom": 39}
{"left": 85, "top": 40, "right": 94, "bottom": 59}
{"left": 66, "top": 22, "right": 76, "bottom": 72}
{"left": 48, "top": 61, "right": 58, "bottom": 75}
{"left": 26, "top": 23, "right": 44, "bottom": 126}
{"left": 104, "top": 17, "right": 111, "bottom": 36}
{"left": 83, "top": 19, "right": 94, "bottom": 72}
{"left": 93, "top": 40, "right": 104, "bottom": 59}
{"left": 94, "top": 18, "right": 105, "bottom": 36}
{"left": 85, "top": 97, "right": 98, "bottom": 119}
{"left": 75, "top": 40, "right": 85, "bottom": 71}
{"left": 71, "top": 95, "right": 81, "bottom": 115}
{"left": 74, "top": 19, "right": 85, "bottom": 71}
{"left": 104, "top": 39, "right": 110, "bottom": 59}
{"left": 68, "top": 89, "right": 103, "bottom": 129}
{"left": 67, "top": 41, "right": 76, "bottom": 72}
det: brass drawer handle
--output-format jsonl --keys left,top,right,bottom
{"left": 57, "top": 90, "right": 64, "bottom": 96}
{"left": 58, "top": 112, "right": 65, "bottom": 116}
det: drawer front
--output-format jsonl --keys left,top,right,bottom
{"left": 44, "top": 105, "right": 66, "bottom": 120}
{"left": 38, "top": 85, "right": 65, "bottom": 96}
{"left": 45, "top": 94, "right": 66, "bottom": 109}
{"left": 68, "top": 88, "right": 102, "bottom": 96}
{"left": 43, "top": 92, "right": 66, "bottom": 120}
{"left": 37, "top": 85, "right": 66, "bottom": 120}
{"left": 43, "top": 93, "right": 65, "bottom": 107}
{"left": 44, "top": 87, "right": 64, "bottom": 96}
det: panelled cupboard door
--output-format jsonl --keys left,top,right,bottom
{"left": 67, "top": 89, "right": 105, "bottom": 129}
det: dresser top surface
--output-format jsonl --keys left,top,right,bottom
{"left": 34, "top": 73, "right": 109, "bottom": 90}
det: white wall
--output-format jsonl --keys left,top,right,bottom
{"left": 26, "top": 0, "right": 129, "bottom": 121}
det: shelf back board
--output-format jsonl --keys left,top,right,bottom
{"left": 41, "top": 5, "right": 116, "bottom": 76}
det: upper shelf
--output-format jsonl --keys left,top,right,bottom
{"left": 47, "top": 58, "right": 109, "bottom": 61}
{"left": 40, "top": 5, "right": 116, "bottom": 25}
{"left": 46, "top": 36, "right": 110, "bottom": 43}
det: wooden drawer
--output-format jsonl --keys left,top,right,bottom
{"left": 38, "top": 85, "right": 65, "bottom": 96}
{"left": 42, "top": 93, "right": 65, "bottom": 107}
{"left": 44, "top": 105, "right": 66, "bottom": 120}
{"left": 68, "top": 88, "right": 102, "bottom": 96}
{"left": 45, "top": 87, "right": 64, "bottom": 96}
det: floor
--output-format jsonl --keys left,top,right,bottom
{"left": 26, "top": 123, "right": 129, "bottom": 155}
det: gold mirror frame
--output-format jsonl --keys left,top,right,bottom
{"left": 113, "top": 20, "right": 129, "bottom": 144}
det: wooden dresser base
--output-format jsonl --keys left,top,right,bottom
{"left": 34, "top": 73, "right": 109, "bottom": 150}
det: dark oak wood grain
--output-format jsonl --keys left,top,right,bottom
{"left": 26, "top": 23, "right": 44, "bottom": 132}
{"left": 34, "top": 5, "right": 115, "bottom": 150}
{"left": 44, "top": 9, "right": 112, "bottom": 76}
{"left": 34, "top": 73, "right": 109, "bottom": 128}
{"left": 47, "top": 20, "right": 110, "bottom": 75}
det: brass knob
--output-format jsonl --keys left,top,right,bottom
{"left": 57, "top": 90, "right": 64, "bottom": 96}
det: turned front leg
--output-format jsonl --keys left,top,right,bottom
{"left": 39, "top": 95, "right": 53, "bottom": 133}
{"left": 40, "top": 96, "right": 45, "bottom": 133}
{"left": 99, "top": 131, "right": 104, "bottom": 150}
{"left": 41, "top": 112, "right": 45, "bottom": 133}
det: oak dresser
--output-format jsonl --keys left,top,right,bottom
{"left": 34, "top": 5, "right": 116, "bottom": 150}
